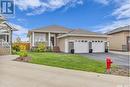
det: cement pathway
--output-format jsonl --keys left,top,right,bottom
{"left": 0, "top": 55, "right": 129, "bottom": 87}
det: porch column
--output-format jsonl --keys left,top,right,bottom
{"left": 65, "top": 39, "right": 68, "bottom": 53}
{"left": 32, "top": 32, "right": 35, "bottom": 46}
{"left": 54, "top": 34, "right": 57, "bottom": 46}
{"left": 48, "top": 32, "right": 51, "bottom": 47}
{"left": 9, "top": 30, "right": 12, "bottom": 54}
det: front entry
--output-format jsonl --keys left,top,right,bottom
{"left": 51, "top": 37, "right": 54, "bottom": 47}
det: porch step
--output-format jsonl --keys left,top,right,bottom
{"left": 53, "top": 46, "right": 60, "bottom": 52}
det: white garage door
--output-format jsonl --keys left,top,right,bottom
{"left": 74, "top": 41, "right": 89, "bottom": 53}
{"left": 92, "top": 41, "right": 105, "bottom": 52}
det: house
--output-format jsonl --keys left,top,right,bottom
{"left": 28, "top": 25, "right": 108, "bottom": 53}
{"left": 107, "top": 25, "right": 130, "bottom": 52}
{"left": 0, "top": 17, "right": 17, "bottom": 55}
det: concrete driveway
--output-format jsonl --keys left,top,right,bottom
{"left": 0, "top": 55, "right": 129, "bottom": 87}
{"left": 80, "top": 53, "right": 130, "bottom": 68}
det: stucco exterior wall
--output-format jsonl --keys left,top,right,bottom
{"left": 66, "top": 36, "right": 107, "bottom": 41}
{"left": 107, "top": 31, "right": 129, "bottom": 51}
{"left": 57, "top": 36, "right": 107, "bottom": 53}
{"left": 57, "top": 38, "right": 65, "bottom": 52}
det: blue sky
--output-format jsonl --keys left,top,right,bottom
{"left": 7, "top": 0, "right": 130, "bottom": 41}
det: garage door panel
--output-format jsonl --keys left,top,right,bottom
{"left": 74, "top": 42, "right": 89, "bottom": 53}
{"left": 92, "top": 42, "right": 105, "bottom": 52}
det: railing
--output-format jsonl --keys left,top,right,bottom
{"left": 0, "top": 39, "right": 10, "bottom": 48}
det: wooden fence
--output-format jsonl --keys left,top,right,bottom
{"left": 13, "top": 43, "right": 30, "bottom": 51}
{"left": 0, "top": 48, "right": 10, "bottom": 55}
{"left": 0, "top": 40, "right": 11, "bottom": 55}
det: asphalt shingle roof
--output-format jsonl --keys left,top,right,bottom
{"left": 68, "top": 29, "right": 104, "bottom": 35}
{"left": 107, "top": 25, "right": 130, "bottom": 35}
{"left": 29, "top": 25, "right": 104, "bottom": 35}
{"left": 29, "top": 25, "right": 72, "bottom": 33}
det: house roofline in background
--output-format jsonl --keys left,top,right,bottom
{"left": 2, "top": 22, "right": 18, "bottom": 31}
{"left": 107, "top": 25, "right": 130, "bottom": 35}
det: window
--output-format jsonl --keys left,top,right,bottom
{"left": 35, "top": 34, "right": 46, "bottom": 42}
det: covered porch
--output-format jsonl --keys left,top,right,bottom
{"left": 0, "top": 22, "right": 16, "bottom": 55}
{"left": 31, "top": 32, "right": 60, "bottom": 48}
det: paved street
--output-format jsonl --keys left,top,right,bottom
{"left": 81, "top": 53, "right": 130, "bottom": 68}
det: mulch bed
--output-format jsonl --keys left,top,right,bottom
{"left": 111, "top": 66, "right": 130, "bottom": 77}
{"left": 14, "top": 56, "right": 31, "bottom": 62}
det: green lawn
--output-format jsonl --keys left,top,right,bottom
{"left": 28, "top": 52, "right": 106, "bottom": 73}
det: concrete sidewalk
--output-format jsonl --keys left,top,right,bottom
{"left": 0, "top": 55, "right": 129, "bottom": 87}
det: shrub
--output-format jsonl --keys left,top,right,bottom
{"left": 37, "top": 42, "right": 46, "bottom": 52}
{"left": 19, "top": 45, "right": 26, "bottom": 51}
{"left": 19, "top": 45, "right": 28, "bottom": 57}
{"left": 12, "top": 50, "right": 17, "bottom": 54}
{"left": 12, "top": 44, "right": 20, "bottom": 51}
{"left": 19, "top": 50, "right": 28, "bottom": 57}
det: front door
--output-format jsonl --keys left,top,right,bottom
{"left": 127, "top": 36, "right": 130, "bottom": 51}
{"left": 51, "top": 37, "right": 54, "bottom": 47}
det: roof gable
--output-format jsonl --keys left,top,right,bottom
{"left": 68, "top": 29, "right": 103, "bottom": 35}
{"left": 107, "top": 25, "right": 130, "bottom": 35}
{"left": 0, "top": 22, "right": 17, "bottom": 31}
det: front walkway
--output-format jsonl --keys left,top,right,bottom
{"left": 0, "top": 55, "right": 129, "bottom": 87}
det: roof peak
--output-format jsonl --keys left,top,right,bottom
{"left": 107, "top": 25, "right": 130, "bottom": 34}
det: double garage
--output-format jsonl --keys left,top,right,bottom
{"left": 68, "top": 40, "right": 107, "bottom": 53}
{"left": 58, "top": 36, "right": 108, "bottom": 53}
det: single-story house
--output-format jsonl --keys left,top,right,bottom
{"left": 28, "top": 25, "right": 108, "bottom": 53}
{"left": 107, "top": 25, "right": 130, "bottom": 52}
{"left": 0, "top": 18, "right": 17, "bottom": 55}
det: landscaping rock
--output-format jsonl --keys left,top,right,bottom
{"left": 111, "top": 66, "right": 130, "bottom": 77}
{"left": 14, "top": 57, "right": 31, "bottom": 62}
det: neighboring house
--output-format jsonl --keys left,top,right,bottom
{"left": 107, "top": 25, "right": 130, "bottom": 52}
{"left": 0, "top": 20, "right": 17, "bottom": 55}
{"left": 28, "top": 25, "right": 108, "bottom": 53}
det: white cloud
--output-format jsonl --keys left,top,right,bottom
{"left": 15, "top": 0, "right": 42, "bottom": 10}
{"left": 15, "top": 0, "right": 84, "bottom": 15}
{"left": 93, "top": 0, "right": 110, "bottom": 5}
{"left": 9, "top": 23, "right": 29, "bottom": 42}
{"left": 94, "top": 0, "right": 130, "bottom": 33}
{"left": 95, "top": 19, "right": 130, "bottom": 33}
{"left": 112, "top": 0, "right": 130, "bottom": 19}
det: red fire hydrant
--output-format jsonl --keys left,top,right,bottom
{"left": 106, "top": 56, "right": 112, "bottom": 74}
